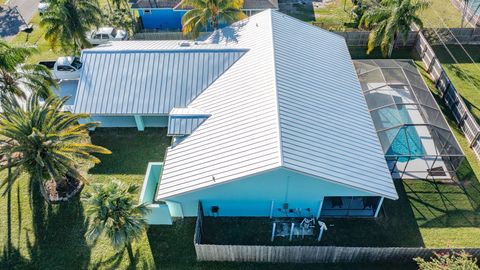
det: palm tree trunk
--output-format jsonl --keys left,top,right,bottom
{"left": 39, "top": 180, "right": 51, "bottom": 202}
{"left": 387, "top": 34, "right": 396, "bottom": 58}
{"left": 6, "top": 164, "right": 12, "bottom": 263}
{"left": 126, "top": 242, "right": 135, "bottom": 264}
{"left": 123, "top": 0, "right": 136, "bottom": 34}
{"left": 106, "top": 0, "right": 113, "bottom": 13}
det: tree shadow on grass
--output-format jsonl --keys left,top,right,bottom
{"left": 404, "top": 178, "right": 480, "bottom": 229}
{"left": 90, "top": 248, "right": 125, "bottom": 270}
{"left": 25, "top": 183, "right": 91, "bottom": 270}
{"left": 88, "top": 128, "right": 170, "bottom": 175}
{"left": 278, "top": 1, "right": 315, "bottom": 22}
{"left": 444, "top": 63, "right": 480, "bottom": 88}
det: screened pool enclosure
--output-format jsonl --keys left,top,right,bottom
{"left": 354, "top": 60, "right": 464, "bottom": 179}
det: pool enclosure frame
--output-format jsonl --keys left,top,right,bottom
{"left": 354, "top": 60, "right": 464, "bottom": 180}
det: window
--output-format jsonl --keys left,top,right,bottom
{"left": 111, "top": 28, "right": 117, "bottom": 37}
{"left": 143, "top": 9, "right": 151, "bottom": 14}
{"left": 101, "top": 34, "right": 109, "bottom": 39}
{"left": 57, "top": 66, "right": 75, "bottom": 72}
{"left": 211, "top": 206, "right": 219, "bottom": 216}
{"left": 71, "top": 57, "right": 82, "bottom": 70}
{"left": 321, "top": 196, "right": 381, "bottom": 217}
{"left": 94, "top": 34, "right": 102, "bottom": 39}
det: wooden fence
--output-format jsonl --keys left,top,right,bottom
{"left": 414, "top": 30, "right": 480, "bottom": 159}
{"left": 193, "top": 204, "right": 480, "bottom": 263}
{"left": 194, "top": 244, "right": 480, "bottom": 263}
{"left": 334, "top": 30, "right": 419, "bottom": 47}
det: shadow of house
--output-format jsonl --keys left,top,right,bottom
{"left": 199, "top": 181, "right": 424, "bottom": 248}
{"left": 88, "top": 128, "right": 170, "bottom": 175}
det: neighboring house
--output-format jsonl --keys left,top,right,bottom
{"left": 131, "top": 0, "right": 279, "bottom": 30}
{"left": 132, "top": 10, "right": 399, "bottom": 225}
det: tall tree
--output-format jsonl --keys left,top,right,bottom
{"left": 84, "top": 180, "right": 149, "bottom": 264}
{"left": 180, "top": 0, "right": 247, "bottom": 39}
{"left": 0, "top": 94, "right": 111, "bottom": 201}
{"left": 40, "top": 0, "right": 102, "bottom": 52}
{"left": 359, "top": 0, "right": 429, "bottom": 57}
{"left": 0, "top": 40, "right": 56, "bottom": 99}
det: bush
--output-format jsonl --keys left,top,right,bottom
{"left": 415, "top": 251, "right": 480, "bottom": 270}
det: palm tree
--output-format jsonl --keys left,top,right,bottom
{"left": 110, "top": 0, "right": 127, "bottom": 10}
{"left": 40, "top": 0, "right": 102, "bottom": 52}
{"left": 0, "top": 94, "right": 111, "bottom": 201}
{"left": 84, "top": 180, "right": 149, "bottom": 264}
{"left": 108, "top": 0, "right": 136, "bottom": 33}
{"left": 359, "top": 0, "right": 429, "bottom": 57}
{"left": 0, "top": 40, "right": 56, "bottom": 99}
{"left": 180, "top": 0, "right": 247, "bottom": 39}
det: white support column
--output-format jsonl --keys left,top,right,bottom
{"left": 134, "top": 115, "right": 145, "bottom": 131}
{"left": 85, "top": 117, "right": 96, "bottom": 131}
{"left": 269, "top": 200, "right": 275, "bottom": 219}
{"left": 316, "top": 200, "right": 324, "bottom": 219}
{"left": 374, "top": 197, "right": 384, "bottom": 218}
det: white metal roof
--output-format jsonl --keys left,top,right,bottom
{"left": 73, "top": 42, "right": 246, "bottom": 115}
{"left": 167, "top": 107, "right": 210, "bottom": 136}
{"left": 157, "top": 10, "right": 398, "bottom": 200}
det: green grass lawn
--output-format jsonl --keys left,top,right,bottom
{"left": 9, "top": 13, "right": 72, "bottom": 64}
{"left": 282, "top": 0, "right": 464, "bottom": 29}
{"left": 410, "top": 61, "right": 480, "bottom": 247}
{"left": 0, "top": 128, "right": 170, "bottom": 269}
{"left": 7, "top": 0, "right": 115, "bottom": 64}
{"left": 430, "top": 45, "right": 480, "bottom": 123}
{"left": 279, "top": 0, "right": 356, "bottom": 30}
{"left": 313, "top": 0, "right": 355, "bottom": 30}
{"left": 0, "top": 128, "right": 418, "bottom": 270}
{"left": 419, "top": 0, "right": 466, "bottom": 28}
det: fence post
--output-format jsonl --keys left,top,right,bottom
{"left": 470, "top": 132, "right": 480, "bottom": 148}
{"left": 421, "top": 44, "right": 428, "bottom": 58}
{"left": 427, "top": 56, "right": 436, "bottom": 73}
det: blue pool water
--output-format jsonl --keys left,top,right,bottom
{"left": 467, "top": 0, "right": 480, "bottom": 16}
{"left": 386, "top": 126, "right": 427, "bottom": 161}
{"left": 377, "top": 105, "right": 427, "bottom": 161}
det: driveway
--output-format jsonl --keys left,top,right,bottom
{"left": 0, "top": 0, "right": 40, "bottom": 40}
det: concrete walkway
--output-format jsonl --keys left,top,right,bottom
{"left": 0, "top": 0, "right": 40, "bottom": 40}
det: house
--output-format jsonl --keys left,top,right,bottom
{"left": 131, "top": 10, "right": 398, "bottom": 224}
{"left": 72, "top": 41, "right": 246, "bottom": 130}
{"left": 131, "top": 0, "right": 279, "bottom": 30}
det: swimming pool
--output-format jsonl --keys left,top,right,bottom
{"left": 375, "top": 105, "right": 427, "bottom": 161}
{"left": 386, "top": 126, "right": 427, "bottom": 161}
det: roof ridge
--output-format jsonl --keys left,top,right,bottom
{"left": 268, "top": 9, "right": 285, "bottom": 167}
